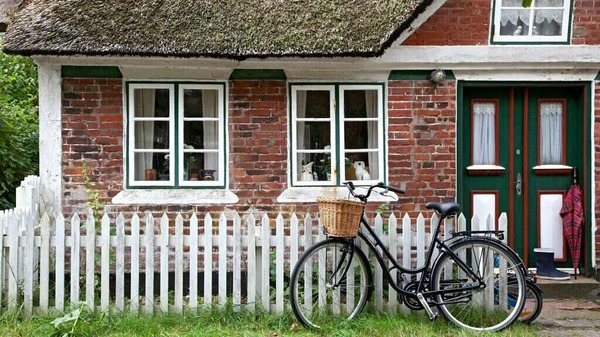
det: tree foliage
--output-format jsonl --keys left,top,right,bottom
{"left": 0, "top": 37, "right": 39, "bottom": 209}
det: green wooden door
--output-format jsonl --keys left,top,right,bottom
{"left": 459, "top": 85, "right": 585, "bottom": 267}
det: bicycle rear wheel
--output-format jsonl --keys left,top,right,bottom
{"left": 289, "top": 238, "right": 372, "bottom": 329}
{"left": 430, "top": 238, "right": 526, "bottom": 332}
{"left": 517, "top": 280, "right": 543, "bottom": 324}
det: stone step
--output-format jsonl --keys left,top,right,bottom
{"left": 535, "top": 276, "right": 600, "bottom": 300}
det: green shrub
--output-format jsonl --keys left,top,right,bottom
{"left": 0, "top": 38, "right": 39, "bottom": 209}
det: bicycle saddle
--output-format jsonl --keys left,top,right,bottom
{"left": 425, "top": 202, "right": 461, "bottom": 217}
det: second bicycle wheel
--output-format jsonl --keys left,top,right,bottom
{"left": 430, "top": 238, "right": 526, "bottom": 332}
{"left": 289, "top": 238, "right": 372, "bottom": 329}
{"left": 517, "top": 281, "right": 543, "bottom": 324}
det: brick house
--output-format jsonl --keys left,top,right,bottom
{"left": 2, "top": 0, "right": 599, "bottom": 276}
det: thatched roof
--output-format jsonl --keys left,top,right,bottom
{"left": 2, "top": 0, "right": 434, "bottom": 59}
{"left": 0, "top": 0, "right": 22, "bottom": 31}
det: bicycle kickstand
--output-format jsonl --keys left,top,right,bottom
{"left": 416, "top": 293, "right": 438, "bottom": 321}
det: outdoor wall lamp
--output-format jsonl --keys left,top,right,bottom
{"left": 430, "top": 69, "right": 446, "bottom": 86}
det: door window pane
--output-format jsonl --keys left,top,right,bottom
{"left": 540, "top": 102, "right": 563, "bottom": 164}
{"left": 472, "top": 101, "right": 496, "bottom": 165}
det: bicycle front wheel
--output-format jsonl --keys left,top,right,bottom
{"left": 430, "top": 238, "right": 526, "bottom": 332}
{"left": 289, "top": 238, "right": 372, "bottom": 329}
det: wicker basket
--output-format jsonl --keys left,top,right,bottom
{"left": 317, "top": 197, "right": 365, "bottom": 237}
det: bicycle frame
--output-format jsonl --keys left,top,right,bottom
{"left": 335, "top": 211, "right": 485, "bottom": 303}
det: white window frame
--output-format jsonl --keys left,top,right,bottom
{"left": 290, "top": 84, "right": 385, "bottom": 187}
{"left": 128, "top": 83, "right": 175, "bottom": 187}
{"left": 492, "top": 0, "right": 571, "bottom": 43}
{"left": 178, "top": 84, "right": 226, "bottom": 188}
{"left": 127, "top": 82, "right": 226, "bottom": 188}
{"left": 291, "top": 85, "right": 337, "bottom": 187}
{"left": 339, "top": 85, "right": 385, "bottom": 185}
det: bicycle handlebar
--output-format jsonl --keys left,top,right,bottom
{"left": 343, "top": 181, "right": 405, "bottom": 202}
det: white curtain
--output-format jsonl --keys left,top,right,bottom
{"left": 365, "top": 90, "right": 378, "bottom": 180}
{"left": 134, "top": 89, "right": 155, "bottom": 180}
{"left": 296, "top": 91, "right": 309, "bottom": 167}
{"left": 540, "top": 102, "right": 563, "bottom": 164}
{"left": 500, "top": 4, "right": 564, "bottom": 26}
{"left": 473, "top": 102, "right": 495, "bottom": 165}
{"left": 534, "top": 9, "right": 563, "bottom": 24}
{"left": 202, "top": 90, "right": 219, "bottom": 172}
{"left": 500, "top": 9, "right": 531, "bottom": 26}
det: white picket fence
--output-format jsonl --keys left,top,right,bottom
{"left": 0, "top": 203, "right": 508, "bottom": 316}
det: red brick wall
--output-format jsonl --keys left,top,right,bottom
{"left": 572, "top": 0, "right": 600, "bottom": 44}
{"left": 62, "top": 78, "right": 124, "bottom": 215}
{"left": 403, "top": 0, "right": 600, "bottom": 46}
{"left": 228, "top": 80, "right": 293, "bottom": 213}
{"left": 60, "top": 77, "right": 459, "bottom": 219}
{"left": 402, "top": 0, "right": 491, "bottom": 46}
{"left": 60, "top": 78, "right": 310, "bottom": 218}
{"left": 387, "top": 80, "right": 457, "bottom": 215}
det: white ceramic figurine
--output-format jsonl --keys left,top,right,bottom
{"left": 301, "top": 162, "right": 314, "bottom": 181}
{"left": 353, "top": 161, "right": 371, "bottom": 180}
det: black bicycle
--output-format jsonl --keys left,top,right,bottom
{"left": 289, "top": 182, "right": 527, "bottom": 332}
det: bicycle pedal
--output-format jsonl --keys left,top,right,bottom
{"left": 416, "top": 293, "right": 437, "bottom": 321}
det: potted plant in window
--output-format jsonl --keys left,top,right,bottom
{"left": 316, "top": 154, "right": 352, "bottom": 181}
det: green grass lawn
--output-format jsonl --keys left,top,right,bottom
{"left": 0, "top": 306, "right": 540, "bottom": 337}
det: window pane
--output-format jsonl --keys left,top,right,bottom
{"left": 183, "top": 121, "right": 219, "bottom": 150}
{"left": 472, "top": 102, "right": 496, "bottom": 165}
{"left": 344, "top": 121, "right": 378, "bottom": 149}
{"left": 499, "top": 9, "right": 530, "bottom": 36}
{"left": 134, "top": 152, "right": 170, "bottom": 181}
{"left": 302, "top": 91, "right": 330, "bottom": 119}
{"left": 133, "top": 88, "right": 169, "bottom": 118}
{"left": 134, "top": 121, "right": 169, "bottom": 149}
{"left": 540, "top": 102, "right": 563, "bottom": 164}
{"left": 182, "top": 152, "right": 219, "bottom": 181}
{"left": 345, "top": 153, "right": 378, "bottom": 181}
{"left": 537, "top": 0, "right": 564, "bottom": 7}
{"left": 297, "top": 153, "right": 332, "bottom": 182}
{"left": 297, "top": 121, "right": 331, "bottom": 150}
{"left": 183, "top": 89, "right": 219, "bottom": 118}
{"left": 533, "top": 9, "right": 563, "bottom": 36}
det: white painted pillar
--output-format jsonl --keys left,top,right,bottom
{"left": 36, "top": 63, "right": 62, "bottom": 216}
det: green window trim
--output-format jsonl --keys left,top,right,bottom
{"left": 62, "top": 66, "right": 123, "bottom": 78}
{"left": 229, "top": 69, "right": 287, "bottom": 80}
{"left": 125, "top": 81, "right": 228, "bottom": 189}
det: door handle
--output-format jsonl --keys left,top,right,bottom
{"left": 515, "top": 173, "right": 522, "bottom": 196}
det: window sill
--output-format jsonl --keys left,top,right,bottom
{"left": 532, "top": 165, "right": 573, "bottom": 176}
{"left": 466, "top": 165, "right": 505, "bottom": 176}
{"left": 277, "top": 187, "right": 398, "bottom": 203}
{"left": 112, "top": 189, "right": 239, "bottom": 205}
